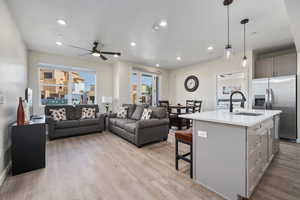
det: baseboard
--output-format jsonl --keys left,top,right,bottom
{"left": 0, "top": 162, "right": 11, "bottom": 188}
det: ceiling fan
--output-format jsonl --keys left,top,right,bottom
{"left": 68, "top": 41, "right": 121, "bottom": 61}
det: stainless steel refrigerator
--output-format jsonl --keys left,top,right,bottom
{"left": 252, "top": 75, "right": 297, "bottom": 140}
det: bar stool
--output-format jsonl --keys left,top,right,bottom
{"left": 175, "top": 129, "right": 193, "bottom": 178}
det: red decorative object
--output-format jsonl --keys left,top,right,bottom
{"left": 17, "top": 97, "right": 25, "bottom": 125}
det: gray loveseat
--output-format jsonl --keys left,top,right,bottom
{"left": 107, "top": 104, "right": 169, "bottom": 147}
{"left": 45, "top": 105, "right": 105, "bottom": 140}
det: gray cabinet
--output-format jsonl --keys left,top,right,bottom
{"left": 255, "top": 52, "right": 297, "bottom": 78}
{"left": 246, "top": 118, "right": 275, "bottom": 197}
{"left": 273, "top": 53, "right": 297, "bottom": 76}
{"left": 255, "top": 57, "right": 273, "bottom": 78}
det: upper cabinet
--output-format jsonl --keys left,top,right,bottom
{"left": 273, "top": 53, "right": 297, "bottom": 77}
{"left": 255, "top": 51, "right": 297, "bottom": 78}
{"left": 255, "top": 57, "right": 273, "bottom": 78}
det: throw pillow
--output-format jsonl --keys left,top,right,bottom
{"left": 117, "top": 106, "right": 128, "bottom": 119}
{"left": 49, "top": 108, "right": 66, "bottom": 121}
{"left": 141, "top": 108, "right": 152, "bottom": 120}
{"left": 131, "top": 105, "right": 145, "bottom": 120}
{"left": 81, "top": 107, "right": 96, "bottom": 119}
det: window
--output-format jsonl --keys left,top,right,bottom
{"left": 130, "top": 71, "right": 159, "bottom": 106}
{"left": 39, "top": 67, "right": 96, "bottom": 105}
{"left": 44, "top": 72, "right": 53, "bottom": 79}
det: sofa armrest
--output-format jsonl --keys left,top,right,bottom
{"left": 136, "top": 118, "right": 169, "bottom": 129}
{"left": 96, "top": 113, "right": 106, "bottom": 119}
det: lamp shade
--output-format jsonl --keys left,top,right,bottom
{"left": 101, "top": 96, "right": 112, "bottom": 104}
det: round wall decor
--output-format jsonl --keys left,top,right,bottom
{"left": 184, "top": 75, "right": 199, "bottom": 92}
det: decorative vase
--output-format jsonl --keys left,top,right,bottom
{"left": 23, "top": 100, "right": 30, "bottom": 124}
{"left": 17, "top": 97, "right": 25, "bottom": 125}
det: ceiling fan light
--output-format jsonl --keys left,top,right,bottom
{"left": 92, "top": 52, "right": 101, "bottom": 57}
{"left": 56, "top": 41, "right": 63, "bottom": 46}
{"left": 57, "top": 19, "right": 67, "bottom": 26}
{"left": 242, "top": 56, "right": 248, "bottom": 67}
{"left": 159, "top": 20, "right": 168, "bottom": 27}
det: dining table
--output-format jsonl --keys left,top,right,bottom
{"left": 169, "top": 104, "right": 196, "bottom": 130}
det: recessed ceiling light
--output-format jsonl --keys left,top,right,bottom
{"left": 130, "top": 42, "right": 136, "bottom": 47}
{"left": 92, "top": 52, "right": 101, "bottom": 57}
{"left": 56, "top": 41, "right": 63, "bottom": 46}
{"left": 114, "top": 54, "right": 119, "bottom": 58}
{"left": 156, "top": 64, "right": 160, "bottom": 67}
{"left": 152, "top": 24, "right": 160, "bottom": 32}
{"left": 159, "top": 20, "right": 168, "bottom": 27}
{"left": 207, "top": 46, "right": 214, "bottom": 51}
{"left": 176, "top": 56, "right": 182, "bottom": 61}
{"left": 57, "top": 19, "right": 67, "bottom": 26}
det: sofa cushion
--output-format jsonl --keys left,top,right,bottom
{"left": 55, "top": 120, "right": 80, "bottom": 129}
{"left": 109, "top": 118, "right": 118, "bottom": 126}
{"left": 149, "top": 106, "right": 167, "bottom": 119}
{"left": 122, "top": 104, "right": 136, "bottom": 118}
{"left": 123, "top": 123, "right": 136, "bottom": 133}
{"left": 131, "top": 105, "right": 146, "bottom": 120}
{"left": 79, "top": 118, "right": 100, "bottom": 126}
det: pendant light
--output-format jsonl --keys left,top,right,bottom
{"left": 241, "top": 18, "right": 249, "bottom": 67}
{"left": 224, "top": 0, "right": 234, "bottom": 59}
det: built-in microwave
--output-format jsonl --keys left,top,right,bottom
{"left": 253, "top": 95, "right": 266, "bottom": 109}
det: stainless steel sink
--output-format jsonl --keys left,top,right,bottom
{"left": 233, "top": 112, "right": 263, "bottom": 116}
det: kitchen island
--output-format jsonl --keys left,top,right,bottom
{"left": 180, "top": 109, "right": 281, "bottom": 200}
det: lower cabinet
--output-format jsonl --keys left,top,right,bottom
{"left": 246, "top": 117, "right": 277, "bottom": 197}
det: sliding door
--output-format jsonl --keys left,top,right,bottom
{"left": 130, "top": 71, "right": 159, "bottom": 106}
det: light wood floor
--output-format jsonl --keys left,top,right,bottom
{"left": 0, "top": 131, "right": 299, "bottom": 200}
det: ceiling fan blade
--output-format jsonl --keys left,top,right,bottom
{"left": 68, "top": 45, "right": 91, "bottom": 52}
{"left": 100, "top": 55, "right": 108, "bottom": 61}
{"left": 100, "top": 51, "right": 121, "bottom": 56}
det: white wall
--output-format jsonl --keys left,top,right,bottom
{"left": 0, "top": 0, "right": 28, "bottom": 183}
{"left": 298, "top": 52, "right": 300, "bottom": 143}
{"left": 28, "top": 50, "right": 113, "bottom": 114}
{"left": 112, "top": 61, "right": 170, "bottom": 111}
{"left": 169, "top": 51, "right": 253, "bottom": 111}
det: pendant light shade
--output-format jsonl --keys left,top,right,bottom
{"left": 224, "top": 0, "right": 234, "bottom": 59}
{"left": 241, "top": 18, "right": 249, "bottom": 67}
{"left": 225, "top": 44, "right": 233, "bottom": 59}
{"left": 242, "top": 55, "right": 247, "bottom": 67}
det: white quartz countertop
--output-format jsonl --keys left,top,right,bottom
{"left": 179, "top": 109, "right": 282, "bottom": 127}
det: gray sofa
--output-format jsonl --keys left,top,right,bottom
{"left": 45, "top": 105, "right": 105, "bottom": 140}
{"left": 107, "top": 104, "right": 169, "bottom": 147}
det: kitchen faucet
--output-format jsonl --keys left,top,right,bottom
{"left": 229, "top": 91, "right": 247, "bottom": 112}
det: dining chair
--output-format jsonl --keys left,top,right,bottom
{"left": 158, "top": 100, "right": 170, "bottom": 108}
{"left": 194, "top": 100, "right": 203, "bottom": 113}
{"left": 186, "top": 100, "right": 195, "bottom": 113}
